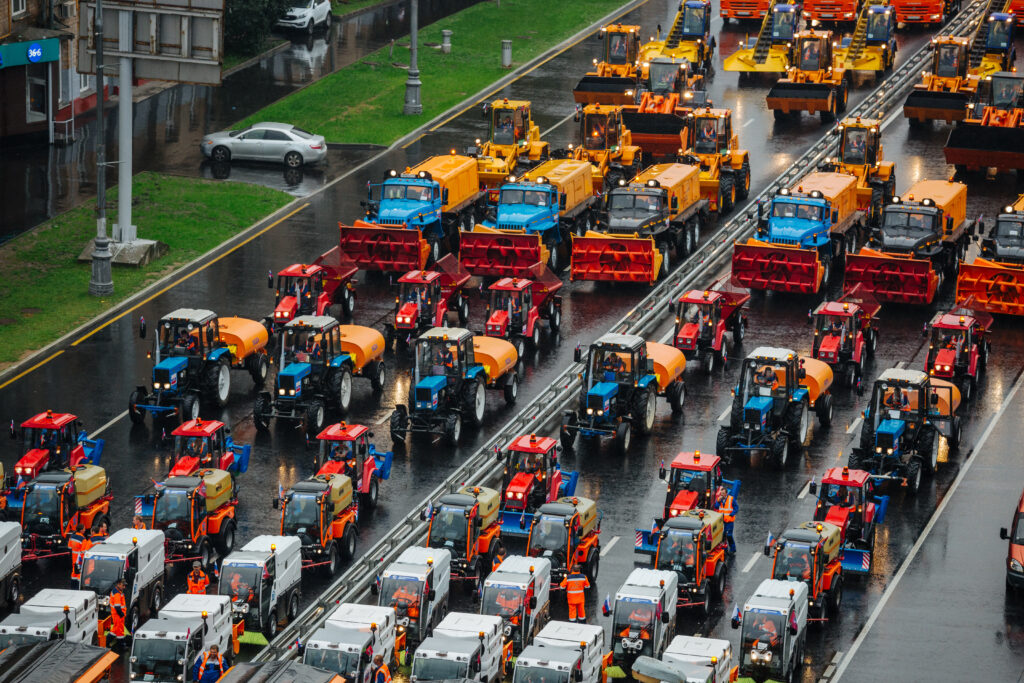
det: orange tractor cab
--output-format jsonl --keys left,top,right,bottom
{"left": 166, "top": 418, "right": 250, "bottom": 478}
{"left": 573, "top": 24, "right": 642, "bottom": 105}
{"left": 767, "top": 30, "right": 850, "bottom": 122}
{"left": 18, "top": 465, "right": 111, "bottom": 562}
{"left": 923, "top": 307, "right": 992, "bottom": 400}
{"left": 525, "top": 496, "right": 601, "bottom": 587}
{"left": 764, "top": 522, "right": 843, "bottom": 621}
{"left": 945, "top": 71, "right": 1024, "bottom": 177}
{"left": 681, "top": 108, "right": 751, "bottom": 214}
{"left": 568, "top": 104, "right": 644, "bottom": 191}
{"left": 809, "top": 284, "right": 881, "bottom": 388}
{"left": 957, "top": 195, "right": 1024, "bottom": 314}
{"left": 903, "top": 37, "right": 977, "bottom": 123}
{"left": 313, "top": 422, "right": 393, "bottom": 510}
{"left": 672, "top": 276, "right": 750, "bottom": 374}
{"left": 7, "top": 410, "right": 103, "bottom": 483}
{"left": 483, "top": 270, "right": 563, "bottom": 356}
{"left": 424, "top": 486, "right": 503, "bottom": 591}
{"left": 275, "top": 472, "right": 359, "bottom": 576}
{"left": 384, "top": 255, "right": 471, "bottom": 350}
{"left": 656, "top": 450, "right": 740, "bottom": 523}
{"left": 467, "top": 98, "right": 550, "bottom": 193}
{"left": 266, "top": 247, "right": 358, "bottom": 333}
{"left": 635, "top": 509, "right": 728, "bottom": 615}
{"left": 809, "top": 466, "right": 889, "bottom": 574}
{"left": 138, "top": 468, "right": 238, "bottom": 567}
{"left": 497, "top": 434, "right": 579, "bottom": 539}
{"left": 845, "top": 179, "right": 971, "bottom": 304}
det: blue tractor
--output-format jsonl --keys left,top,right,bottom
{"left": 559, "top": 333, "right": 685, "bottom": 455}
{"left": 715, "top": 347, "right": 834, "bottom": 468}
{"left": 849, "top": 368, "right": 962, "bottom": 495}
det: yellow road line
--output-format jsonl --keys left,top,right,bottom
{"left": 0, "top": 351, "right": 64, "bottom": 391}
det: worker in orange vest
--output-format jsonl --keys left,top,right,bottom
{"left": 187, "top": 561, "right": 210, "bottom": 595}
{"left": 714, "top": 488, "right": 737, "bottom": 554}
{"left": 372, "top": 654, "right": 392, "bottom": 683}
{"left": 68, "top": 529, "right": 90, "bottom": 582}
{"left": 132, "top": 515, "right": 147, "bottom": 530}
{"left": 559, "top": 570, "right": 590, "bottom": 623}
{"left": 108, "top": 578, "right": 128, "bottom": 651}
{"left": 192, "top": 643, "right": 227, "bottom": 683}
{"left": 491, "top": 548, "right": 506, "bottom": 573}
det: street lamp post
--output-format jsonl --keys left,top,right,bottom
{"left": 88, "top": 0, "right": 113, "bottom": 296}
{"left": 403, "top": 0, "right": 422, "bottom": 115}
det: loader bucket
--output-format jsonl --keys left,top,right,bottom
{"left": 843, "top": 250, "right": 938, "bottom": 304}
{"left": 459, "top": 231, "right": 549, "bottom": 279}
{"left": 620, "top": 112, "right": 689, "bottom": 159}
{"left": 570, "top": 233, "right": 662, "bottom": 284}
{"left": 956, "top": 259, "right": 1024, "bottom": 315}
{"left": 730, "top": 241, "right": 824, "bottom": 293}
{"left": 944, "top": 125, "right": 1024, "bottom": 171}
{"left": 572, "top": 75, "right": 638, "bottom": 105}
{"left": 901, "top": 90, "right": 969, "bottom": 123}
{"left": 722, "top": 47, "right": 791, "bottom": 73}
{"left": 339, "top": 222, "right": 430, "bottom": 273}
{"left": 766, "top": 82, "right": 835, "bottom": 114}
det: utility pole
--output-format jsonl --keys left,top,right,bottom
{"left": 89, "top": 0, "right": 113, "bottom": 296}
{"left": 402, "top": 0, "right": 422, "bottom": 115}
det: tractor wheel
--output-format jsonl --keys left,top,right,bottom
{"left": 560, "top": 412, "right": 578, "bottom": 450}
{"left": 216, "top": 519, "right": 237, "bottom": 555}
{"left": 917, "top": 427, "right": 940, "bottom": 473}
{"left": 198, "top": 539, "right": 212, "bottom": 568}
{"left": 659, "top": 242, "right": 671, "bottom": 280}
{"left": 730, "top": 394, "right": 743, "bottom": 429}
{"left": 698, "top": 584, "right": 711, "bottom": 616}
{"left": 732, "top": 316, "right": 745, "bottom": 346}
{"left": 249, "top": 353, "right": 269, "bottom": 387}
{"left": 632, "top": 386, "right": 657, "bottom": 435}
{"left": 816, "top": 393, "right": 834, "bottom": 428}
{"left": 679, "top": 222, "right": 694, "bottom": 256}
{"left": 786, "top": 400, "right": 809, "bottom": 446}
{"left": 867, "top": 328, "right": 877, "bottom": 356}
{"left": 905, "top": 459, "right": 922, "bottom": 495}
{"left": 330, "top": 365, "right": 354, "bottom": 415}
{"left": 549, "top": 307, "right": 561, "bottom": 334}
{"left": 503, "top": 372, "right": 519, "bottom": 406}
{"left": 716, "top": 427, "right": 731, "bottom": 460}
{"left": 830, "top": 576, "right": 844, "bottom": 614}
{"left": 206, "top": 359, "right": 231, "bottom": 407}
{"left": 712, "top": 564, "right": 727, "bottom": 598}
{"left": 129, "top": 606, "right": 141, "bottom": 638}
{"left": 305, "top": 399, "right": 326, "bottom": 437}
{"left": 341, "top": 524, "right": 357, "bottom": 561}
{"left": 859, "top": 422, "right": 874, "bottom": 451}
{"left": 323, "top": 542, "right": 341, "bottom": 577}
{"left": 513, "top": 337, "right": 526, "bottom": 359}
{"left": 254, "top": 394, "right": 271, "bottom": 431}
{"left": 444, "top": 413, "right": 463, "bottom": 446}
{"left": 462, "top": 377, "right": 486, "bottom": 426}
{"left": 718, "top": 338, "right": 730, "bottom": 371}
{"left": 838, "top": 80, "right": 849, "bottom": 113}
{"left": 720, "top": 174, "right": 736, "bottom": 214}
{"left": 530, "top": 323, "right": 541, "bottom": 349}
{"left": 181, "top": 394, "right": 200, "bottom": 424}
{"left": 584, "top": 550, "right": 600, "bottom": 584}
{"left": 772, "top": 433, "right": 789, "bottom": 469}
{"left": 667, "top": 381, "right": 685, "bottom": 414}
{"left": 959, "top": 376, "right": 973, "bottom": 402}
{"left": 389, "top": 406, "right": 408, "bottom": 444}
{"left": 701, "top": 349, "right": 715, "bottom": 375}
{"left": 736, "top": 161, "right": 752, "bottom": 200}
{"left": 363, "top": 476, "right": 379, "bottom": 509}
{"left": 459, "top": 298, "right": 470, "bottom": 327}
{"left": 370, "top": 361, "right": 387, "bottom": 393}
{"left": 340, "top": 286, "right": 355, "bottom": 318}
{"left": 949, "top": 416, "right": 962, "bottom": 450}
{"left": 128, "top": 390, "right": 146, "bottom": 425}
{"left": 615, "top": 421, "right": 632, "bottom": 454}
{"left": 847, "top": 449, "right": 866, "bottom": 471}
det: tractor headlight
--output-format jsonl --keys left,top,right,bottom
{"left": 942, "top": 364, "right": 951, "bottom": 372}
{"left": 876, "top": 447, "right": 882, "bottom": 453}
{"left": 886, "top": 448, "right": 893, "bottom": 455}
{"left": 597, "top": 410, "right": 604, "bottom": 416}
{"left": 516, "top": 492, "right": 523, "bottom": 499}
{"left": 587, "top": 408, "right": 594, "bottom": 415}
{"left": 289, "top": 389, "right": 296, "bottom": 395}
{"left": 279, "top": 389, "right": 286, "bottom": 395}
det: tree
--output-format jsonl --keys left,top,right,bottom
{"left": 224, "top": 0, "right": 294, "bottom": 56}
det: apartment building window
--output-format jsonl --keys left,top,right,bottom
{"left": 11, "top": 0, "right": 27, "bottom": 16}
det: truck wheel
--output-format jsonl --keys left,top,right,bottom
{"left": 324, "top": 542, "right": 341, "bottom": 576}
{"left": 341, "top": 524, "right": 357, "bottom": 560}
{"left": 549, "top": 307, "right": 561, "bottom": 333}
{"left": 216, "top": 519, "right": 237, "bottom": 555}
{"left": 287, "top": 590, "right": 300, "bottom": 621}
{"left": 905, "top": 459, "right": 922, "bottom": 495}
{"left": 736, "top": 161, "right": 752, "bottom": 200}
{"left": 389, "top": 407, "right": 408, "bottom": 444}
{"left": 699, "top": 585, "right": 711, "bottom": 616}
{"left": 659, "top": 243, "right": 671, "bottom": 279}
{"left": 667, "top": 381, "right": 684, "bottom": 414}
{"left": 263, "top": 608, "right": 279, "bottom": 640}
{"left": 576, "top": 212, "right": 592, "bottom": 237}
{"left": 959, "top": 376, "right": 973, "bottom": 402}
{"left": 719, "top": 175, "right": 735, "bottom": 213}
{"left": 830, "top": 576, "right": 843, "bottom": 613}
{"left": 530, "top": 324, "right": 541, "bottom": 349}
{"left": 249, "top": 353, "right": 269, "bottom": 387}
{"left": 513, "top": 337, "right": 526, "bottom": 358}
{"left": 950, "top": 416, "right": 962, "bottom": 450}
{"left": 341, "top": 286, "right": 355, "bottom": 318}
{"left": 716, "top": 427, "right": 731, "bottom": 460}
{"left": 428, "top": 239, "right": 441, "bottom": 265}
{"left": 503, "top": 372, "right": 519, "bottom": 406}
{"left": 560, "top": 412, "right": 578, "bottom": 450}
{"left": 7, "top": 577, "right": 19, "bottom": 606}
{"left": 128, "top": 390, "right": 146, "bottom": 424}
{"left": 732, "top": 316, "right": 745, "bottom": 345}
{"left": 305, "top": 399, "right": 326, "bottom": 437}
{"left": 615, "top": 422, "right": 632, "bottom": 454}
{"left": 458, "top": 298, "right": 470, "bottom": 326}
{"left": 701, "top": 349, "right": 715, "bottom": 375}
{"left": 585, "top": 550, "right": 600, "bottom": 583}
{"left": 444, "top": 413, "right": 462, "bottom": 445}
{"left": 632, "top": 386, "right": 657, "bottom": 435}
{"left": 181, "top": 394, "right": 200, "bottom": 424}
{"left": 129, "top": 606, "right": 141, "bottom": 637}
{"left": 254, "top": 394, "right": 271, "bottom": 431}
{"left": 206, "top": 359, "right": 231, "bottom": 407}
{"left": 918, "top": 428, "right": 939, "bottom": 473}
{"left": 548, "top": 241, "right": 561, "bottom": 272}
{"left": 151, "top": 583, "right": 163, "bottom": 613}
{"left": 331, "top": 365, "right": 354, "bottom": 414}
{"left": 786, "top": 400, "right": 809, "bottom": 446}
{"left": 816, "top": 393, "right": 833, "bottom": 427}
{"left": 462, "top": 378, "right": 486, "bottom": 426}
{"left": 772, "top": 434, "right": 789, "bottom": 469}
{"left": 199, "top": 539, "right": 212, "bottom": 567}
{"left": 680, "top": 223, "right": 695, "bottom": 256}
{"left": 363, "top": 476, "right": 379, "bottom": 509}
{"left": 714, "top": 564, "right": 727, "bottom": 598}
{"left": 370, "top": 361, "right": 386, "bottom": 393}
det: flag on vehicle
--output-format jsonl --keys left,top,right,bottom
{"left": 375, "top": 573, "right": 382, "bottom": 592}
{"left": 278, "top": 483, "right": 284, "bottom": 500}
{"left": 766, "top": 531, "right": 775, "bottom": 549}
{"left": 651, "top": 520, "right": 658, "bottom": 535}
{"left": 424, "top": 500, "right": 434, "bottom": 519}
{"left": 602, "top": 594, "right": 611, "bottom": 617}
{"left": 731, "top": 604, "right": 741, "bottom": 622}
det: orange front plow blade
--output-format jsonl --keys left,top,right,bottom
{"left": 844, "top": 248, "right": 938, "bottom": 304}
{"left": 730, "top": 241, "right": 823, "bottom": 293}
{"left": 956, "top": 259, "right": 1024, "bottom": 315}
{"left": 570, "top": 234, "right": 660, "bottom": 284}
{"left": 338, "top": 220, "right": 430, "bottom": 273}
{"left": 459, "top": 231, "right": 547, "bottom": 278}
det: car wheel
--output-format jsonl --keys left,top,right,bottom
{"left": 305, "top": 18, "right": 314, "bottom": 33}
{"left": 285, "top": 151, "right": 303, "bottom": 168}
{"left": 211, "top": 146, "right": 230, "bottom": 163}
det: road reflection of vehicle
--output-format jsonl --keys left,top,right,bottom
{"left": 201, "top": 160, "right": 327, "bottom": 196}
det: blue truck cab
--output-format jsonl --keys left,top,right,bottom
{"left": 755, "top": 189, "right": 835, "bottom": 251}
{"left": 483, "top": 178, "right": 562, "bottom": 240}
{"left": 368, "top": 170, "right": 447, "bottom": 241}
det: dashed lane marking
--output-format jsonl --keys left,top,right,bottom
{"left": 93, "top": 410, "right": 128, "bottom": 437}
{"left": 601, "top": 536, "right": 620, "bottom": 557}
{"left": 846, "top": 416, "right": 863, "bottom": 434}
{"left": 741, "top": 551, "right": 760, "bottom": 573}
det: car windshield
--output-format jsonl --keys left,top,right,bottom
{"left": 23, "top": 484, "right": 59, "bottom": 522}
{"left": 383, "top": 184, "right": 433, "bottom": 201}
{"left": 841, "top": 128, "right": 869, "bottom": 165}
{"left": 694, "top": 117, "right": 720, "bottom": 154}
{"left": 772, "top": 9, "right": 797, "bottom": 38}
{"left": 429, "top": 505, "right": 467, "bottom": 547}
{"left": 481, "top": 585, "right": 526, "bottom": 618}
{"left": 935, "top": 45, "right": 961, "bottom": 78}
{"left": 881, "top": 209, "right": 935, "bottom": 238}
{"left": 514, "top": 666, "right": 571, "bottom": 683}
{"left": 648, "top": 62, "right": 679, "bottom": 93}
{"left": 656, "top": 529, "right": 697, "bottom": 574}
{"left": 381, "top": 577, "right": 423, "bottom": 613}
{"left": 773, "top": 543, "right": 812, "bottom": 581}
{"left": 583, "top": 115, "right": 609, "bottom": 150}
{"left": 865, "top": 12, "right": 888, "bottom": 41}
{"left": 283, "top": 493, "right": 320, "bottom": 534}
{"left": 995, "top": 218, "right": 1024, "bottom": 246}
{"left": 131, "top": 639, "right": 186, "bottom": 678}
{"left": 606, "top": 33, "right": 629, "bottom": 64}
{"left": 797, "top": 40, "right": 822, "bottom": 70}
{"left": 304, "top": 648, "right": 359, "bottom": 675}
{"left": 80, "top": 555, "right": 125, "bottom": 595}
{"left": 413, "top": 657, "right": 469, "bottom": 681}
{"left": 491, "top": 110, "right": 520, "bottom": 145}
{"left": 501, "top": 189, "right": 550, "bottom": 206}
{"left": 771, "top": 201, "right": 821, "bottom": 221}
{"left": 0, "top": 632, "right": 51, "bottom": 648}
{"left": 153, "top": 488, "right": 191, "bottom": 528}
{"left": 741, "top": 611, "right": 786, "bottom": 670}
{"left": 530, "top": 514, "right": 568, "bottom": 552}
{"left": 220, "top": 565, "right": 262, "bottom": 605}
{"left": 670, "top": 468, "right": 709, "bottom": 493}
{"left": 1014, "top": 518, "right": 1024, "bottom": 543}
{"left": 612, "top": 600, "right": 656, "bottom": 636}
{"left": 608, "top": 192, "right": 662, "bottom": 213}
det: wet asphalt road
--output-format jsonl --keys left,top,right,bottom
{"left": 2, "top": 0, "right": 1024, "bottom": 679}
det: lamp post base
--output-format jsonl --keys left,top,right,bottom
{"left": 89, "top": 235, "right": 114, "bottom": 296}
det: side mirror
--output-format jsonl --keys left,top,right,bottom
{"left": 645, "top": 358, "right": 655, "bottom": 373}
{"left": 474, "top": 516, "right": 482, "bottom": 528}
{"left": 573, "top": 347, "right": 583, "bottom": 363}
{"left": 1001, "top": 527, "right": 1010, "bottom": 540}
{"left": 529, "top": 596, "right": 537, "bottom": 609}
{"left": 574, "top": 669, "right": 584, "bottom": 682}
{"left": 370, "top": 580, "right": 380, "bottom": 596}
{"left": 946, "top": 215, "right": 954, "bottom": 233}
{"left": 428, "top": 589, "right": 437, "bottom": 601}
{"left": 831, "top": 210, "right": 839, "bottom": 224}
{"left": 798, "top": 368, "right": 806, "bottom": 379}
{"left": 930, "top": 392, "right": 939, "bottom": 405}
{"left": 560, "top": 194, "right": 567, "bottom": 211}
{"left": 730, "top": 614, "right": 741, "bottom": 629}
{"left": 660, "top": 611, "right": 670, "bottom": 624}
{"left": 763, "top": 542, "right": 772, "bottom": 557}
{"left": 139, "top": 317, "right": 147, "bottom": 339}
{"left": 442, "top": 188, "right": 449, "bottom": 205}
{"left": 482, "top": 103, "right": 491, "bottom": 118}
{"left": 496, "top": 450, "right": 504, "bottom": 462}
{"left": 789, "top": 622, "right": 798, "bottom": 636}
{"left": 206, "top": 327, "right": 215, "bottom": 343}
{"left": 671, "top": 197, "right": 678, "bottom": 210}
{"left": 267, "top": 271, "right": 274, "bottom": 289}
{"left": 272, "top": 498, "right": 280, "bottom": 509}
{"left": 808, "top": 481, "right": 817, "bottom": 495}
{"left": 520, "top": 516, "right": 527, "bottom": 530}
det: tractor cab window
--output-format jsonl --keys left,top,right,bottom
{"left": 283, "top": 492, "right": 321, "bottom": 535}
{"left": 176, "top": 435, "right": 213, "bottom": 464}
{"left": 282, "top": 328, "right": 327, "bottom": 365}
{"left": 930, "top": 326, "right": 965, "bottom": 352}
{"left": 482, "top": 585, "right": 526, "bottom": 619}
{"left": 648, "top": 61, "right": 679, "bottom": 94}
{"left": 935, "top": 44, "right": 962, "bottom": 78}
{"left": 657, "top": 529, "right": 698, "bottom": 576}
{"left": 881, "top": 208, "right": 936, "bottom": 238}
{"left": 694, "top": 117, "right": 719, "bottom": 154}
{"left": 817, "top": 314, "right": 850, "bottom": 339}
{"left": 530, "top": 514, "right": 568, "bottom": 553}
{"left": 501, "top": 189, "right": 549, "bottom": 206}
{"left": 613, "top": 600, "right": 656, "bottom": 640}
{"left": 771, "top": 200, "right": 820, "bottom": 220}
{"left": 987, "top": 19, "right": 1011, "bottom": 50}
{"left": 798, "top": 39, "right": 822, "bottom": 70}
{"left": 419, "top": 340, "right": 461, "bottom": 378}
{"left": 222, "top": 565, "right": 262, "bottom": 606}
{"left": 399, "top": 282, "right": 428, "bottom": 305}
{"left": 841, "top": 128, "right": 869, "bottom": 165}
{"left": 80, "top": 555, "right": 125, "bottom": 595}
{"left": 490, "top": 290, "right": 525, "bottom": 320}
{"left": 160, "top": 322, "right": 203, "bottom": 357}
{"left": 382, "top": 576, "right": 423, "bottom": 618}
{"left": 680, "top": 301, "right": 714, "bottom": 338}
{"left": 773, "top": 543, "right": 812, "bottom": 581}
{"left": 991, "top": 76, "right": 1024, "bottom": 109}
{"left": 429, "top": 505, "right": 468, "bottom": 549}
{"left": 492, "top": 110, "right": 518, "bottom": 145}
{"left": 383, "top": 184, "right": 434, "bottom": 202}
{"left": 865, "top": 12, "right": 889, "bottom": 41}
{"left": 873, "top": 383, "right": 914, "bottom": 420}
{"left": 606, "top": 33, "right": 630, "bottom": 64}
{"left": 27, "top": 427, "right": 61, "bottom": 454}
{"left": 681, "top": 5, "right": 706, "bottom": 34}
{"left": 592, "top": 347, "right": 632, "bottom": 383}
{"left": 745, "top": 361, "right": 785, "bottom": 398}
{"left": 822, "top": 483, "right": 860, "bottom": 508}
{"left": 23, "top": 485, "right": 59, "bottom": 526}
{"left": 670, "top": 467, "right": 709, "bottom": 495}
{"left": 583, "top": 114, "right": 610, "bottom": 151}
{"left": 279, "top": 275, "right": 317, "bottom": 302}
{"left": 994, "top": 218, "right": 1024, "bottom": 246}
{"left": 153, "top": 488, "right": 191, "bottom": 530}
{"left": 772, "top": 8, "right": 798, "bottom": 38}
{"left": 608, "top": 192, "right": 663, "bottom": 214}
{"left": 741, "top": 611, "right": 786, "bottom": 670}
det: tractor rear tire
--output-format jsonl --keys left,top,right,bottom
{"left": 216, "top": 519, "right": 236, "bottom": 555}
{"left": 701, "top": 349, "right": 715, "bottom": 375}
{"left": 960, "top": 376, "right": 973, "bottom": 402}
{"left": 919, "top": 428, "right": 938, "bottom": 473}
{"left": 462, "top": 377, "right": 486, "bottom": 426}
{"left": 363, "top": 477, "right": 379, "bottom": 509}
{"left": 584, "top": 550, "right": 600, "bottom": 584}
{"left": 341, "top": 524, "right": 357, "bottom": 561}
{"left": 503, "top": 372, "right": 519, "bottom": 406}
{"left": 736, "top": 161, "right": 752, "bottom": 200}
{"left": 444, "top": 413, "right": 462, "bottom": 446}
{"left": 720, "top": 174, "right": 736, "bottom": 214}
{"left": 816, "top": 393, "right": 834, "bottom": 427}
{"left": 667, "top": 381, "right": 684, "bottom": 414}
{"left": 253, "top": 394, "right": 271, "bottom": 431}
{"left": 206, "top": 359, "right": 231, "bottom": 407}
{"left": 330, "top": 365, "right": 354, "bottom": 415}
{"left": 322, "top": 542, "right": 341, "bottom": 577}
{"left": 370, "top": 361, "right": 386, "bottom": 393}
{"left": 786, "top": 400, "right": 809, "bottom": 447}
{"left": 249, "top": 353, "right": 269, "bottom": 387}
{"left": 949, "top": 416, "right": 962, "bottom": 450}
{"left": 732, "top": 316, "right": 745, "bottom": 346}
{"left": 390, "top": 406, "right": 408, "bottom": 444}
{"left": 772, "top": 434, "right": 789, "bottom": 469}
{"left": 128, "top": 390, "right": 146, "bottom": 425}
{"left": 847, "top": 450, "right": 867, "bottom": 471}
{"left": 305, "top": 399, "right": 326, "bottom": 437}
{"left": 632, "top": 386, "right": 657, "bottom": 435}
{"left": 730, "top": 394, "right": 743, "bottom": 429}
{"left": 615, "top": 422, "right": 632, "bottom": 454}
{"left": 905, "top": 459, "right": 922, "bottom": 495}
{"left": 549, "top": 306, "right": 561, "bottom": 334}
{"left": 716, "top": 427, "right": 731, "bottom": 460}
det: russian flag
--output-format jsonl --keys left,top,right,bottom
{"left": 731, "top": 604, "right": 741, "bottom": 622}
{"left": 601, "top": 594, "right": 611, "bottom": 617}
{"left": 766, "top": 531, "right": 775, "bottom": 549}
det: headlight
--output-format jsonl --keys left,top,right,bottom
{"left": 516, "top": 492, "right": 523, "bottom": 499}
{"left": 886, "top": 448, "right": 893, "bottom": 455}
{"left": 289, "top": 389, "right": 295, "bottom": 395}
{"left": 1011, "top": 559, "right": 1023, "bottom": 572}
{"left": 130, "top": 674, "right": 137, "bottom": 680}
{"left": 587, "top": 408, "right": 593, "bottom": 415}
{"left": 279, "top": 388, "right": 286, "bottom": 395}
{"left": 597, "top": 410, "right": 604, "bottom": 416}
{"left": 876, "top": 447, "right": 882, "bottom": 453}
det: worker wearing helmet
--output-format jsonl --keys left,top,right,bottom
{"left": 187, "top": 562, "right": 210, "bottom": 595}
{"left": 714, "top": 488, "right": 737, "bottom": 554}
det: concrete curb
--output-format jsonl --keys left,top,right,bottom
{"left": 0, "top": 0, "right": 648, "bottom": 388}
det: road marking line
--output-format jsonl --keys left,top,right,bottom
{"left": 541, "top": 112, "right": 576, "bottom": 138}
{"left": 832, "top": 367, "right": 1024, "bottom": 682}
{"left": 375, "top": 412, "right": 392, "bottom": 426}
{"left": 92, "top": 410, "right": 128, "bottom": 437}
{"left": 741, "top": 551, "right": 760, "bottom": 573}
{"left": 717, "top": 406, "right": 730, "bottom": 422}
{"left": 797, "top": 482, "right": 810, "bottom": 499}
{"left": 601, "top": 536, "right": 620, "bottom": 557}
{"left": 823, "top": 664, "right": 836, "bottom": 678}
{"left": 0, "top": 350, "right": 64, "bottom": 391}
{"left": 743, "top": 119, "right": 755, "bottom": 127}
{"left": 895, "top": 360, "right": 906, "bottom": 369}
{"left": 72, "top": 203, "right": 310, "bottom": 348}
{"left": 846, "top": 416, "right": 862, "bottom": 434}
{"left": 832, "top": 651, "right": 843, "bottom": 664}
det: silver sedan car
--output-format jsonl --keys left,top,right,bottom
{"left": 200, "top": 122, "right": 327, "bottom": 168}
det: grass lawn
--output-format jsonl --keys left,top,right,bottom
{"left": 239, "top": 0, "right": 630, "bottom": 144}
{"left": 0, "top": 173, "right": 291, "bottom": 368}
